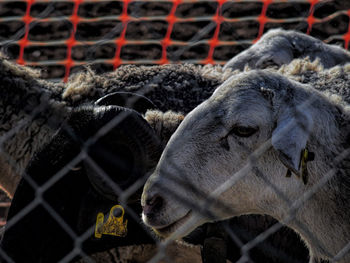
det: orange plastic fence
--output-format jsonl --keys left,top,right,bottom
{"left": 0, "top": 0, "right": 350, "bottom": 82}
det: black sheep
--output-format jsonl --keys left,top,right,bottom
{"left": 1, "top": 104, "right": 163, "bottom": 262}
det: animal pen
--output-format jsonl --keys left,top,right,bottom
{"left": 0, "top": 0, "right": 350, "bottom": 262}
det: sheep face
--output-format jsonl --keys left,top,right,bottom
{"left": 142, "top": 71, "right": 318, "bottom": 238}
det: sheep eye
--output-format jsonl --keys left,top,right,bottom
{"left": 230, "top": 126, "right": 258, "bottom": 137}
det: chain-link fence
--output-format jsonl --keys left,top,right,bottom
{"left": 0, "top": 0, "right": 350, "bottom": 262}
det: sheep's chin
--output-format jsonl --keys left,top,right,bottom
{"left": 152, "top": 211, "right": 192, "bottom": 238}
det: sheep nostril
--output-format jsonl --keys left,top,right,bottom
{"left": 143, "top": 194, "right": 164, "bottom": 216}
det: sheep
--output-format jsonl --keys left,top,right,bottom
{"left": 0, "top": 55, "right": 69, "bottom": 197}
{"left": 1, "top": 104, "right": 165, "bottom": 262}
{"left": 2, "top": 29, "right": 347, "bottom": 262}
{"left": 224, "top": 28, "right": 350, "bottom": 71}
{"left": 2, "top": 100, "right": 225, "bottom": 263}
{"left": 141, "top": 61, "right": 350, "bottom": 262}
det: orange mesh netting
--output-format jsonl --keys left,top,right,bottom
{"left": 0, "top": 0, "right": 349, "bottom": 82}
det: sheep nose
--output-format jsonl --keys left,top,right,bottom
{"left": 143, "top": 194, "right": 164, "bottom": 216}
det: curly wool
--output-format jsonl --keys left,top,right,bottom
{"left": 278, "top": 58, "right": 350, "bottom": 105}
{"left": 144, "top": 110, "right": 185, "bottom": 147}
{"left": 64, "top": 64, "right": 226, "bottom": 113}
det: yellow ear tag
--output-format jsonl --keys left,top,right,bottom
{"left": 95, "top": 205, "right": 128, "bottom": 238}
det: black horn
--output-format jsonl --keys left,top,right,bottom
{"left": 95, "top": 92, "right": 157, "bottom": 114}
{"left": 82, "top": 105, "right": 163, "bottom": 200}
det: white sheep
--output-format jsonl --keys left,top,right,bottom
{"left": 142, "top": 36, "right": 350, "bottom": 262}
{"left": 224, "top": 28, "right": 350, "bottom": 70}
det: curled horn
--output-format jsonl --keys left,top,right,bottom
{"left": 83, "top": 106, "right": 162, "bottom": 200}
{"left": 95, "top": 92, "right": 157, "bottom": 114}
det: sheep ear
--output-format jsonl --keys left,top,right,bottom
{"left": 95, "top": 92, "right": 157, "bottom": 114}
{"left": 271, "top": 110, "right": 313, "bottom": 175}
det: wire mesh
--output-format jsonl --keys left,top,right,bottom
{"left": 0, "top": 1, "right": 350, "bottom": 263}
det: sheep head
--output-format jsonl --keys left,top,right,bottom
{"left": 141, "top": 70, "right": 340, "bottom": 239}
{"left": 224, "top": 29, "right": 350, "bottom": 71}
{"left": 1, "top": 105, "right": 164, "bottom": 261}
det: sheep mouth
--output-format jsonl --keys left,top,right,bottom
{"left": 152, "top": 211, "right": 192, "bottom": 237}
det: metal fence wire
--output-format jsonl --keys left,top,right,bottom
{"left": 0, "top": 0, "right": 350, "bottom": 262}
